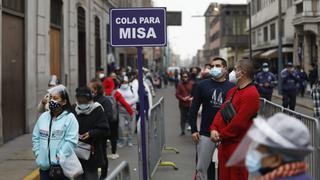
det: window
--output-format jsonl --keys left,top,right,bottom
{"left": 257, "top": 0, "right": 261, "bottom": 12}
{"left": 3, "top": 0, "right": 24, "bottom": 13}
{"left": 77, "top": 7, "right": 85, "bottom": 33}
{"left": 263, "top": 26, "right": 268, "bottom": 42}
{"left": 296, "top": 2, "right": 303, "bottom": 14}
{"left": 95, "top": 16, "right": 101, "bottom": 68}
{"left": 270, "top": 23, "right": 276, "bottom": 40}
{"left": 281, "top": 19, "right": 284, "bottom": 37}
{"left": 287, "top": 0, "right": 293, "bottom": 8}
{"left": 50, "top": 0, "right": 63, "bottom": 27}
{"left": 252, "top": 31, "right": 256, "bottom": 45}
{"left": 257, "top": 28, "right": 262, "bottom": 43}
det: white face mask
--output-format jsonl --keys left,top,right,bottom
{"left": 210, "top": 67, "right": 223, "bottom": 79}
{"left": 76, "top": 102, "right": 91, "bottom": 110}
{"left": 229, "top": 70, "right": 238, "bottom": 84}
{"left": 99, "top": 73, "right": 105, "bottom": 79}
{"left": 262, "top": 68, "right": 269, "bottom": 72}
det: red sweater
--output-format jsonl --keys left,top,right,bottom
{"left": 175, "top": 81, "right": 193, "bottom": 107}
{"left": 103, "top": 77, "right": 133, "bottom": 116}
{"left": 210, "top": 85, "right": 259, "bottom": 144}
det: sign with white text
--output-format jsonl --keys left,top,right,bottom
{"left": 110, "top": 8, "right": 167, "bottom": 47}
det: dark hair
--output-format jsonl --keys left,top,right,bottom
{"left": 212, "top": 57, "right": 227, "bottom": 67}
{"left": 181, "top": 71, "right": 189, "bottom": 77}
{"left": 90, "top": 79, "right": 104, "bottom": 95}
{"left": 236, "top": 59, "right": 255, "bottom": 79}
{"left": 96, "top": 67, "right": 104, "bottom": 72}
{"left": 76, "top": 86, "right": 93, "bottom": 100}
{"left": 55, "top": 89, "right": 72, "bottom": 113}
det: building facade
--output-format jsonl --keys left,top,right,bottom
{"left": 249, "top": 0, "right": 295, "bottom": 73}
{"left": 0, "top": 0, "right": 152, "bottom": 144}
{"left": 203, "top": 3, "right": 248, "bottom": 66}
{"left": 292, "top": 0, "right": 320, "bottom": 75}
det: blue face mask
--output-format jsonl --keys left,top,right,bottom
{"left": 245, "top": 149, "right": 268, "bottom": 174}
{"left": 210, "top": 67, "right": 223, "bottom": 79}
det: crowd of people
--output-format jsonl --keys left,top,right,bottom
{"left": 31, "top": 57, "right": 316, "bottom": 180}
{"left": 32, "top": 67, "right": 157, "bottom": 180}
{"left": 174, "top": 58, "right": 314, "bottom": 180}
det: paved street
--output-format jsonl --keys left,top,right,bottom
{"left": 0, "top": 85, "right": 316, "bottom": 180}
{"left": 108, "top": 85, "right": 195, "bottom": 180}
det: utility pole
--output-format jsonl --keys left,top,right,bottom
{"left": 248, "top": 2, "right": 252, "bottom": 61}
{"left": 277, "top": 0, "right": 283, "bottom": 93}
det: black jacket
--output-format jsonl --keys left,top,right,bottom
{"left": 94, "top": 94, "right": 113, "bottom": 127}
{"left": 72, "top": 106, "right": 109, "bottom": 168}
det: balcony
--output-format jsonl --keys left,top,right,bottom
{"left": 293, "top": 0, "right": 320, "bottom": 25}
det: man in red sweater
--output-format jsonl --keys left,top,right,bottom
{"left": 210, "top": 59, "right": 260, "bottom": 180}
{"left": 175, "top": 71, "right": 193, "bottom": 136}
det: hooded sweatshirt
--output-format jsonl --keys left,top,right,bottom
{"left": 32, "top": 111, "right": 79, "bottom": 170}
{"left": 103, "top": 77, "right": 133, "bottom": 116}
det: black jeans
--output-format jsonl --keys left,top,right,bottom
{"left": 282, "top": 91, "right": 297, "bottom": 110}
{"left": 179, "top": 106, "right": 189, "bottom": 133}
{"left": 260, "top": 93, "right": 272, "bottom": 101}
{"left": 109, "top": 121, "right": 119, "bottom": 154}
{"left": 40, "top": 169, "right": 69, "bottom": 180}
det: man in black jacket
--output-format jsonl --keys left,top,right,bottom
{"left": 89, "top": 79, "right": 112, "bottom": 179}
{"left": 73, "top": 87, "right": 109, "bottom": 180}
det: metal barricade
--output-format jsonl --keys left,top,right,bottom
{"left": 259, "top": 98, "right": 320, "bottom": 179}
{"left": 147, "top": 97, "right": 178, "bottom": 179}
{"left": 105, "top": 161, "right": 130, "bottom": 180}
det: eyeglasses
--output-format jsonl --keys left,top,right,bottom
{"left": 182, "top": 76, "right": 188, "bottom": 78}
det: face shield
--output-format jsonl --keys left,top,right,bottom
{"left": 47, "top": 84, "right": 67, "bottom": 97}
{"left": 226, "top": 113, "right": 313, "bottom": 168}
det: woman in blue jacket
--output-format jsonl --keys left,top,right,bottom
{"left": 32, "top": 85, "right": 79, "bottom": 180}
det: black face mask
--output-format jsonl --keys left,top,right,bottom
{"left": 49, "top": 100, "right": 61, "bottom": 112}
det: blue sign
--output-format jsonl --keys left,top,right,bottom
{"left": 110, "top": 8, "right": 167, "bottom": 47}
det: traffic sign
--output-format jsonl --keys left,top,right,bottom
{"left": 110, "top": 8, "right": 167, "bottom": 47}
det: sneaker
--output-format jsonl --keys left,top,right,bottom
{"left": 128, "top": 142, "right": 133, "bottom": 147}
{"left": 179, "top": 132, "right": 185, "bottom": 136}
{"left": 107, "top": 154, "right": 119, "bottom": 160}
{"left": 187, "top": 126, "right": 191, "bottom": 131}
{"left": 117, "top": 142, "right": 124, "bottom": 148}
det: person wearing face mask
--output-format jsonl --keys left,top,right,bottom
{"left": 89, "top": 79, "right": 112, "bottom": 180}
{"left": 227, "top": 113, "right": 313, "bottom": 180}
{"left": 189, "top": 57, "right": 234, "bottom": 180}
{"left": 281, "top": 62, "right": 300, "bottom": 110}
{"left": 32, "top": 85, "right": 79, "bottom": 180}
{"left": 37, "top": 75, "right": 60, "bottom": 113}
{"left": 117, "top": 76, "right": 138, "bottom": 147}
{"left": 175, "top": 71, "right": 193, "bottom": 136}
{"left": 210, "top": 59, "right": 260, "bottom": 180}
{"left": 254, "top": 63, "right": 277, "bottom": 101}
{"left": 72, "top": 87, "right": 109, "bottom": 180}
{"left": 95, "top": 67, "right": 106, "bottom": 82}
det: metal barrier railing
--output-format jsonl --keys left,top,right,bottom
{"left": 105, "top": 161, "right": 130, "bottom": 180}
{"left": 259, "top": 98, "right": 320, "bottom": 180}
{"left": 147, "top": 97, "right": 179, "bottom": 179}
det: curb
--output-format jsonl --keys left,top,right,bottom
{"left": 272, "top": 95, "right": 313, "bottom": 111}
{"left": 23, "top": 168, "right": 39, "bottom": 180}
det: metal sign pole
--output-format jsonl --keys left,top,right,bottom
{"left": 137, "top": 46, "right": 148, "bottom": 180}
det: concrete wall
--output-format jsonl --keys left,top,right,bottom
{"left": 0, "top": 0, "right": 3, "bottom": 144}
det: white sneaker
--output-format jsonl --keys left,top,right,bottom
{"left": 107, "top": 154, "right": 119, "bottom": 160}
{"left": 187, "top": 126, "right": 191, "bottom": 131}
{"left": 128, "top": 142, "right": 133, "bottom": 147}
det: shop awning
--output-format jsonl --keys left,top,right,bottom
{"left": 283, "top": 47, "right": 293, "bottom": 53}
{"left": 241, "top": 51, "right": 263, "bottom": 58}
{"left": 260, "top": 49, "right": 277, "bottom": 58}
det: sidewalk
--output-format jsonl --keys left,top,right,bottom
{"left": 272, "top": 90, "right": 314, "bottom": 110}
{"left": 0, "top": 134, "right": 37, "bottom": 180}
